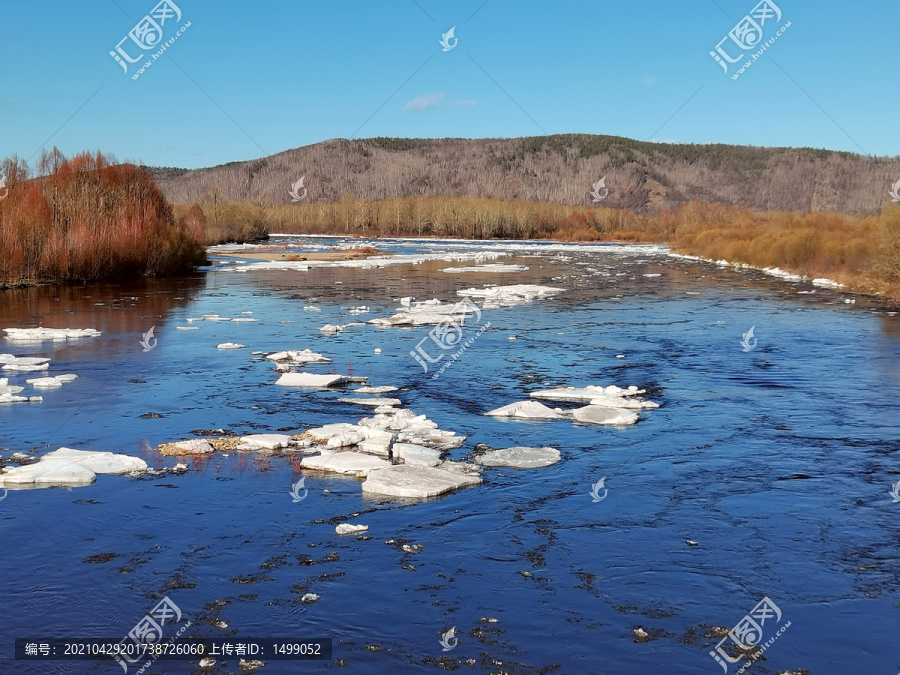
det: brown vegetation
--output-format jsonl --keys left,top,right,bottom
{"left": 172, "top": 200, "right": 267, "bottom": 245}
{"left": 186, "top": 195, "right": 900, "bottom": 299}
{"left": 149, "top": 135, "right": 900, "bottom": 215}
{"left": 662, "top": 201, "right": 900, "bottom": 298}
{"left": 0, "top": 150, "right": 206, "bottom": 287}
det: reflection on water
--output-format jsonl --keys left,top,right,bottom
{"left": 0, "top": 238, "right": 899, "bottom": 675}
{"left": 0, "top": 276, "right": 205, "bottom": 335}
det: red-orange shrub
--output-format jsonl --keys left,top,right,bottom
{"left": 0, "top": 150, "right": 205, "bottom": 286}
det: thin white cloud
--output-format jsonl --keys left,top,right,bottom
{"left": 403, "top": 93, "right": 477, "bottom": 111}
{"left": 404, "top": 93, "right": 445, "bottom": 111}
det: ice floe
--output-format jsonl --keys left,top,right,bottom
{"left": 572, "top": 405, "right": 640, "bottom": 426}
{"left": 0, "top": 355, "right": 51, "bottom": 372}
{"left": 306, "top": 423, "right": 362, "bottom": 442}
{"left": 158, "top": 439, "right": 215, "bottom": 455}
{"left": 338, "top": 397, "right": 402, "bottom": 407}
{"left": 369, "top": 297, "right": 482, "bottom": 328}
{"left": 302, "top": 450, "right": 390, "bottom": 476}
{"left": 265, "top": 349, "right": 331, "bottom": 365}
{"left": 472, "top": 445, "right": 561, "bottom": 469}
{"left": 301, "top": 405, "right": 467, "bottom": 463}
{"left": 354, "top": 385, "right": 398, "bottom": 394}
{"left": 0, "top": 447, "right": 147, "bottom": 488}
{"left": 357, "top": 408, "right": 465, "bottom": 450}
{"left": 484, "top": 400, "right": 565, "bottom": 419}
{"left": 3, "top": 327, "right": 101, "bottom": 341}
{"left": 217, "top": 343, "right": 245, "bottom": 350}
{"left": 238, "top": 434, "right": 291, "bottom": 451}
{"left": 357, "top": 428, "right": 396, "bottom": 457}
{"left": 176, "top": 326, "right": 200, "bottom": 331}
{"left": 392, "top": 443, "right": 443, "bottom": 467}
{"left": 456, "top": 284, "right": 566, "bottom": 309}
{"left": 361, "top": 463, "right": 482, "bottom": 499}
{"left": 0, "top": 378, "right": 42, "bottom": 403}
{"left": 369, "top": 284, "right": 564, "bottom": 326}
{"left": 230, "top": 250, "right": 504, "bottom": 274}
{"left": 275, "top": 372, "right": 347, "bottom": 387}
{"left": 441, "top": 263, "right": 529, "bottom": 273}
{"left": 305, "top": 423, "right": 383, "bottom": 453}
{"left": 335, "top": 523, "right": 369, "bottom": 535}
{"left": 319, "top": 322, "right": 364, "bottom": 334}
{"left": 26, "top": 374, "right": 77, "bottom": 388}
{"left": 530, "top": 385, "right": 659, "bottom": 409}
{"left": 485, "top": 385, "right": 656, "bottom": 427}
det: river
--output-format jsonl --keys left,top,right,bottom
{"left": 1, "top": 236, "right": 898, "bottom": 674}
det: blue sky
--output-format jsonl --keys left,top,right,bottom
{"left": 1, "top": 0, "right": 897, "bottom": 169}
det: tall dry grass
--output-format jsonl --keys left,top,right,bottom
{"left": 0, "top": 151, "right": 206, "bottom": 287}
{"left": 660, "top": 201, "right": 900, "bottom": 296}
{"left": 184, "top": 195, "right": 900, "bottom": 298}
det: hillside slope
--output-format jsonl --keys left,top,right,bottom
{"left": 149, "top": 135, "right": 900, "bottom": 215}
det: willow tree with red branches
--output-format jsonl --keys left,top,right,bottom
{"left": 0, "top": 150, "right": 205, "bottom": 287}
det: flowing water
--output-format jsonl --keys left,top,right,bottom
{"left": 1, "top": 237, "right": 899, "bottom": 675}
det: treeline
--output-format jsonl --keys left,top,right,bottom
{"left": 172, "top": 200, "right": 267, "bottom": 245}
{"left": 256, "top": 196, "right": 648, "bottom": 240}
{"left": 0, "top": 150, "right": 206, "bottom": 287}
{"left": 184, "top": 195, "right": 900, "bottom": 297}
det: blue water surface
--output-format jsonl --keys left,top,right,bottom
{"left": 1, "top": 237, "right": 898, "bottom": 675}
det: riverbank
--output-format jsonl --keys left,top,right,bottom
{"left": 183, "top": 196, "right": 900, "bottom": 301}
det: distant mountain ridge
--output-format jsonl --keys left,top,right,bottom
{"left": 148, "top": 134, "right": 900, "bottom": 215}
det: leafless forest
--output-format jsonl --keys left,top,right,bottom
{"left": 150, "top": 135, "right": 900, "bottom": 215}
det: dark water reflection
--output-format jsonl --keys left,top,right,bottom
{"left": 0, "top": 238, "right": 898, "bottom": 674}
{"left": 0, "top": 277, "right": 205, "bottom": 334}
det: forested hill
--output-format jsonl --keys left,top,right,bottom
{"left": 148, "top": 134, "right": 900, "bottom": 215}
